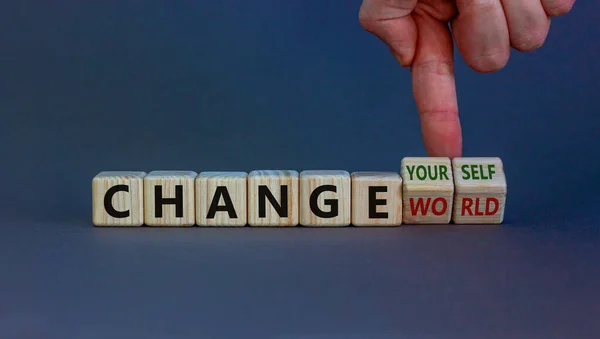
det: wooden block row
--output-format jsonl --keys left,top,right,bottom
{"left": 92, "top": 157, "right": 507, "bottom": 227}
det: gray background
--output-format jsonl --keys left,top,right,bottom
{"left": 1, "top": 1, "right": 599, "bottom": 338}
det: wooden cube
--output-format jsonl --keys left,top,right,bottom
{"left": 401, "top": 157, "right": 454, "bottom": 224}
{"left": 196, "top": 172, "right": 247, "bottom": 226}
{"left": 248, "top": 170, "right": 299, "bottom": 226}
{"left": 300, "top": 170, "right": 351, "bottom": 226}
{"left": 351, "top": 172, "right": 403, "bottom": 226}
{"left": 452, "top": 157, "right": 507, "bottom": 224}
{"left": 143, "top": 171, "right": 197, "bottom": 226}
{"left": 92, "top": 171, "right": 146, "bottom": 226}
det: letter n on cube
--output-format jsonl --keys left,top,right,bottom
{"left": 248, "top": 170, "right": 299, "bottom": 226}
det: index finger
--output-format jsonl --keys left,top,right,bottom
{"left": 410, "top": 14, "right": 462, "bottom": 158}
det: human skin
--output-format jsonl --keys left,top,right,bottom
{"left": 359, "top": 0, "right": 575, "bottom": 158}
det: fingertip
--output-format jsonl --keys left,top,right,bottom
{"left": 426, "top": 142, "right": 463, "bottom": 159}
{"left": 467, "top": 49, "right": 511, "bottom": 73}
{"left": 511, "top": 26, "right": 549, "bottom": 53}
{"left": 421, "top": 111, "right": 463, "bottom": 159}
{"left": 451, "top": 21, "right": 511, "bottom": 73}
{"left": 450, "top": 3, "right": 511, "bottom": 73}
{"left": 543, "top": 0, "right": 575, "bottom": 16}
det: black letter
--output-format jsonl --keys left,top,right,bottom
{"left": 207, "top": 186, "right": 237, "bottom": 219}
{"left": 104, "top": 184, "right": 130, "bottom": 218}
{"left": 258, "top": 185, "right": 288, "bottom": 218}
{"left": 310, "top": 185, "right": 338, "bottom": 218}
{"left": 155, "top": 185, "right": 183, "bottom": 218}
{"left": 369, "top": 186, "right": 388, "bottom": 219}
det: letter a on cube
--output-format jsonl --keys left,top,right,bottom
{"left": 92, "top": 171, "right": 146, "bottom": 226}
{"left": 144, "top": 171, "right": 197, "bottom": 226}
{"left": 351, "top": 172, "right": 402, "bottom": 226}
{"left": 196, "top": 172, "right": 248, "bottom": 226}
{"left": 401, "top": 157, "right": 454, "bottom": 224}
{"left": 300, "top": 170, "right": 351, "bottom": 227}
{"left": 452, "top": 157, "right": 507, "bottom": 224}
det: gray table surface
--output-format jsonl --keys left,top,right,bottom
{"left": 3, "top": 216, "right": 600, "bottom": 339}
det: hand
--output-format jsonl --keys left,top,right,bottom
{"left": 359, "top": 0, "right": 574, "bottom": 158}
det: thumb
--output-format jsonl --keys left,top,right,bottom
{"left": 359, "top": 0, "right": 418, "bottom": 66}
